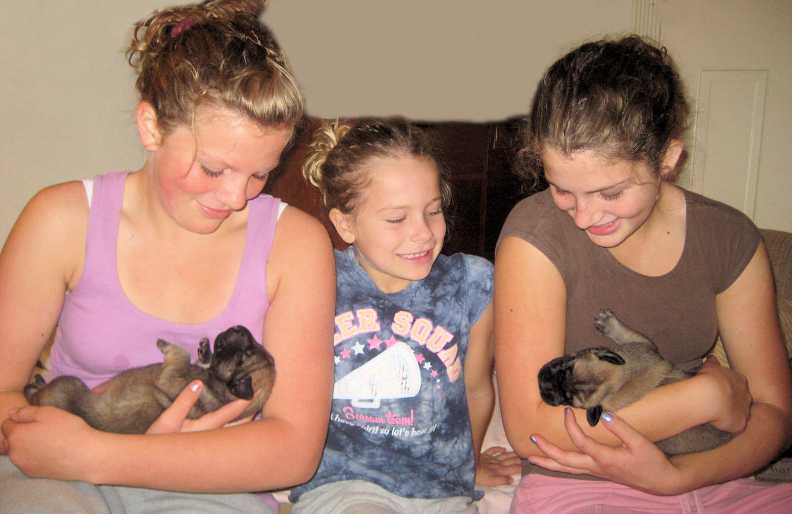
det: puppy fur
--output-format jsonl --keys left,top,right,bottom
{"left": 25, "top": 325, "right": 275, "bottom": 434}
{"left": 538, "top": 309, "right": 731, "bottom": 455}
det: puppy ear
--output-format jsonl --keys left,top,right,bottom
{"left": 595, "top": 349, "right": 626, "bottom": 366}
{"left": 229, "top": 375, "right": 254, "bottom": 400}
{"left": 586, "top": 405, "right": 603, "bottom": 426}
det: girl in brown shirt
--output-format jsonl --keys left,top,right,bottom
{"left": 495, "top": 35, "right": 792, "bottom": 513}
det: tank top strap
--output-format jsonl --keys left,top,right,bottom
{"left": 81, "top": 172, "right": 127, "bottom": 291}
{"left": 221, "top": 193, "right": 280, "bottom": 329}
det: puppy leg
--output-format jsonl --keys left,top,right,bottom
{"left": 156, "top": 339, "right": 192, "bottom": 378}
{"left": 594, "top": 309, "right": 652, "bottom": 345}
{"left": 154, "top": 339, "right": 194, "bottom": 401}
{"left": 155, "top": 339, "right": 225, "bottom": 418}
{"left": 24, "top": 375, "right": 91, "bottom": 416}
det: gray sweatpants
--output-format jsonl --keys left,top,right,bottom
{"left": 0, "top": 456, "right": 275, "bottom": 514}
{"left": 291, "top": 480, "right": 478, "bottom": 514}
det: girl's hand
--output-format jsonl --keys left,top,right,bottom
{"left": 528, "top": 408, "right": 687, "bottom": 495}
{"left": 476, "top": 446, "right": 522, "bottom": 486}
{"left": 146, "top": 380, "right": 252, "bottom": 434}
{"left": 697, "top": 357, "right": 751, "bottom": 434}
{"left": 1, "top": 405, "right": 99, "bottom": 481}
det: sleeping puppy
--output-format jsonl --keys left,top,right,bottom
{"left": 24, "top": 325, "right": 275, "bottom": 434}
{"left": 538, "top": 309, "right": 731, "bottom": 455}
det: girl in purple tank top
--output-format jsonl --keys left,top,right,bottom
{"left": 496, "top": 35, "right": 792, "bottom": 513}
{"left": 0, "top": 2, "right": 334, "bottom": 513}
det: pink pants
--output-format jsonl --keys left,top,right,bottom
{"left": 510, "top": 474, "right": 792, "bottom": 514}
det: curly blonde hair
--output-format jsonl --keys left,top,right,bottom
{"left": 302, "top": 118, "right": 452, "bottom": 215}
{"left": 127, "top": 0, "right": 303, "bottom": 134}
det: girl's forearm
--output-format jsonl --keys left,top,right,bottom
{"left": 89, "top": 418, "right": 321, "bottom": 492}
{"left": 467, "top": 385, "right": 495, "bottom": 457}
{"left": 509, "top": 373, "right": 721, "bottom": 457}
{"left": 672, "top": 400, "right": 791, "bottom": 491}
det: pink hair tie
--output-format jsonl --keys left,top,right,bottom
{"left": 171, "top": 18, "right": 195, "bottom": 38}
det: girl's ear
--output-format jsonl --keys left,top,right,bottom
{"left": 136, "top": 102, "right": 164, "bottom": 151}
{"left": 659, "top": 139, "right": 685, "bottom": 179}
{"left": 329, "top": 208, "right": 356, "bottom": 245}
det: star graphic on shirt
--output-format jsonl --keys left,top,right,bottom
{"left": 367, "top": 335, "right": 383, "bottom": 351}
{"left": 334, "top": 355, "right": 341, "bottom": 365}
{"left": 384, "top": 336, "right": 398, "bottom": 348}
{"left": 352, "top": 342, "right": 365, "bottom": 355}
{"left": 423, "top": 362, "right": 432, "bottom": 371}
{"left": 415, "top": 353, "right": 426, "bottom": 364}
{"left": 340, "top": 348, "right": 352, "bottom": 360}
{"left": 431, "top": 369, "right": 439, "bottom": 378}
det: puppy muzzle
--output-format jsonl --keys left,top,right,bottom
{"left": 538, "top": 355, "right": 577, "bottom": 406}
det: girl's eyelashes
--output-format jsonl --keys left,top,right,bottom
{"left": 386, "top": 216, "right": 406, "bottom": 224}
{"left": 600, "top": 190, "right": 624, "bottom": 201}
{"left": 200, "top": 164, "right": 223, "bottom": 178}
{"left": 200, "top": 164, "right": 269, "bottom": 182}
{"left": 551, "top": 183, "right": 624, "bottom": 201}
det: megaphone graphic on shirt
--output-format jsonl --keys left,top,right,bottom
{"left": 333, "top": 341, "right": 422, "bottom": 409}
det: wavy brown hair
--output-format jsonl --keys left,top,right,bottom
{"left": 518, "top": 35, "right": 690, "bottom": 185}
{"left": 127, "top": 0, "right": 303, "bottom": 134}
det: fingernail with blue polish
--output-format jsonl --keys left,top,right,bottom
{"left": 601, "top": 411, "right": 613, "bottom": 423}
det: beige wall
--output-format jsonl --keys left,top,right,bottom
{"left": 0, "top": 1, "right": 633, "bottom": 243}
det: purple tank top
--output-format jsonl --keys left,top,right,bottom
{"left": 48, "top": 172, "right": 279, "bottom": 388}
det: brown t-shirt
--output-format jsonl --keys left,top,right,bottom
{"left": 499, "top": 188, "right": 760, "bottom": 479}
{"left": 498, "top": 188, "right": 760, "bottom": 368}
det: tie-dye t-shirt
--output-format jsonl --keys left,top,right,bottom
{"left": 290, "top": 247, "right": 493, "bottom": 502}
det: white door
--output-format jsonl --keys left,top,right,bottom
{"left": 637, "top": 0, "right": 792, "bottom": 232}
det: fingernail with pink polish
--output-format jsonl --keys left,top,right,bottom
{"left": 530, "top": 435, "right": 538, "bottom": 444}
{"left": 190, "top": 381, "right": 202, "bottom": 393}
{"left": 601, "top": 411, "right": 613, "bottom": 422}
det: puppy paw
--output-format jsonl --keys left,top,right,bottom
{"left": 594, "top": 309, "right": 617, "bottom": 336}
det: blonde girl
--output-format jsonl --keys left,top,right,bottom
{"left": 0, "top": 1, "right": 334, "bottom": 513}
{"left": 289, "top": 118, "right": 520, "bottom": 514}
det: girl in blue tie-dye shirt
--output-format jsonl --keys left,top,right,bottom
{"left": 289, "top": 118, "right": 520, "bottom": 514}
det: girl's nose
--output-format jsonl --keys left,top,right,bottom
{"left": 219, "top": 175, "right": 249, "bottom": 211}
{"left": 411, "top": 217, "right": 433, "bottom": 242}
{"left": 572, "top": 197, "right": 597, "bottom": 229}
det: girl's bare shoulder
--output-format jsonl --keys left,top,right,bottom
{"left": 6, "top": 180, "right": 89, "bottom": 285}
{"left": 267, "top": 205, "right": 334, "bottom": 290}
